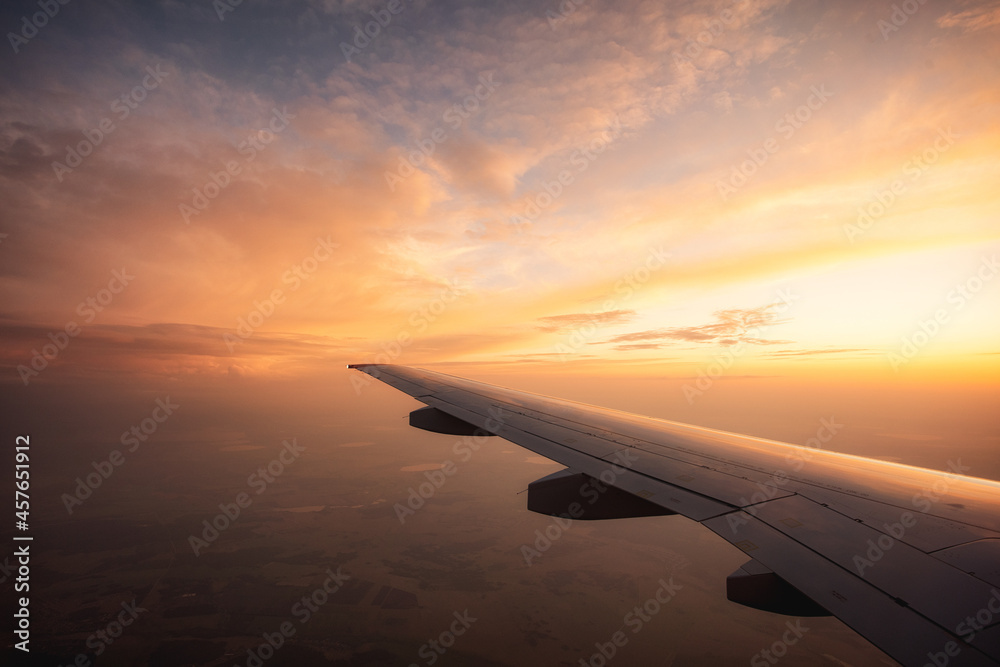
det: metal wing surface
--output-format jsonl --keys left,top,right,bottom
{"left": 349, "top": 363, "right": 1000, "bottom": 666}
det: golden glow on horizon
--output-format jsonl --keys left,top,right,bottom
{"left": 0, "top": 0, "right": 998, "bottom": 386}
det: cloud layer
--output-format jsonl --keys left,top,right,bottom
{"left": 1, "top": 0, "right": 999, "bottom": 382}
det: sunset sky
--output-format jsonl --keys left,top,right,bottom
{"left": 3, "top": 2, "right": 1000, "bottom": 664}
{"left": 2, "top": 0, "right": 999, "bottom": 387}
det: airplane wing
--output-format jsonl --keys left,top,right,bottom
{"left": 349, "top": 363, "right": 1000, "bottom": 666}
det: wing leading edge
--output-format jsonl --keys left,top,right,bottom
{"left": 349, "top": 363, "right": 1000, "bottom": 666}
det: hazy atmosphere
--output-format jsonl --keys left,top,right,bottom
{"left": 2, "top": 0, "right": 999, "bottom": 664}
